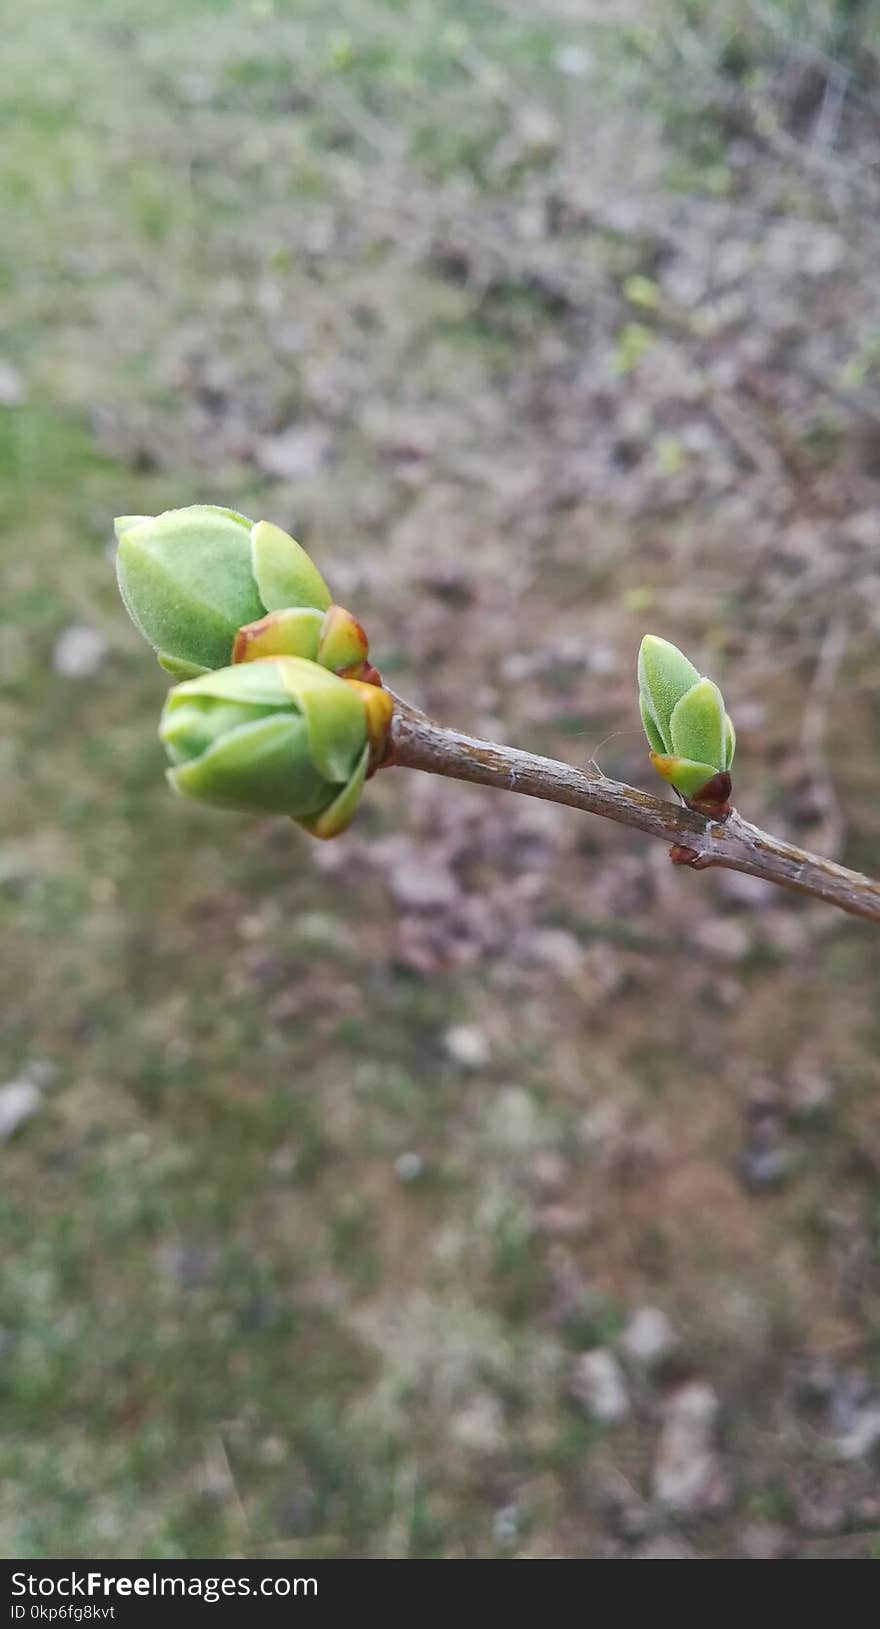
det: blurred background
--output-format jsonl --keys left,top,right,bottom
{"left": 1, "top": 0, "right": 879, "bottom": 1561}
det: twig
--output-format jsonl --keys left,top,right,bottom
{"left": 385, "top": 696, "right": 880, "bottom": 925}
{"left": 799, "top": 611, "right": 849, "bottom": 859}
{"left": 811, "top": 60, "right": 851, "bottom": 153}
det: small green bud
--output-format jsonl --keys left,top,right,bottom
{"left": 116, "top": 506, "right": 382, "bottom": 680}
{"left": 160, "top": 657, "right": 393, "bottom": 839}
{"left": 231, "top": 601, "right": 377, "bottom": 682}
{"left": 117, "top": 506, "right": 270, "bottom": 675}
{"left": 638, "top": 634, "right": 735, "bottom": 804}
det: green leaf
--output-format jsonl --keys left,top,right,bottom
{"left": 723, "top": 712, "right": 736, "bottom": 771}
{"left": 274, "top": 657, "right": 367, "bottom": 784}
{"left": 669, "top": 677, "right": 725, "bottom": 770}
{"left": 650, "top": 753, "right": 719, "bottom": 799}
{"left": 316, "top": 604, "right": 369, "bottom": 673}
{"left": 114, "top": 515, "right": 151, "bottom": 538}
{"left": 298, "top": 743, "right": 370, "bottom": 839}
{"left": 161, "top": 695, "right": 282, "bottom": 766}
{"left": 167, "top": 660, "right": 295, "bottom": 710}
{"left": 157, "top": 653, "right": 209, "bottom": 681}
{"left": 250, "top": 520, "right": 332, "bottom": 613}
{"left": 116, "top": 507, "right": 263, "bottom": 671}
{"left": 160, "top": 657, "right": 370, "bottom": 824}
{"left": 232, "top": 608, "right": 323, "bottom": 665}
{"left": 637, "top": 635, "right": 700, "bottom": 749}
{"left": 639, "top": 693, "right": 666, "bottom": 755}
{"left": 168, "top": 715, "right": 330, "bottom": 817}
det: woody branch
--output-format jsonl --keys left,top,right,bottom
{"left": 386, "top": 697, "right": 880, "bottom": 926}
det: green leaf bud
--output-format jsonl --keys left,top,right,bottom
{"left": 116, "top": 506, "right": 264, "bottom": 673}
{"left": 669, "top": 677, "right": 725, "bottom": 767}
{"left": 637, "top": 635, "right": 700, "bottom": 752}
{"left": 315, "top": 604, "right": 370, "bottom": 676}
{"left": 637, "top": 634, "right": 736, "bottom": 804}
{"left": 231, "top": 608, "right": 324, "bottom": 666}
{"left": 231, "top": 601, "right": 377, "bottom": 683}
{"left": 249, "top": 519, "right": 332, "bottom": 614}
{"left": 159, "top": 657, "right": 393, "bottom": 838}
{"left": 115, "top": 505, "right": 382, "bottom": 679}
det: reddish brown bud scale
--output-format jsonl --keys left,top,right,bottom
{"left": 338, "top": 660, "right": 383, "bottom": 686}
{"left": 685, "top": 771, "right": 732, "bottom": 819}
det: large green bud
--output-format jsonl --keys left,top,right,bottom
{"left": 638, "top": 634, "right": 736, "bottom": 805}
{"left": 115, "top": 505, "right": 377, "bottom": 684}
{"left": 160, "top": 657, "right": 393, "bottom": 839}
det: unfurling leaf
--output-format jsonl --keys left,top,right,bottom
{"left": 160, "top": 657, "right": 392, "bottom": 839}
{"left": 115, "top": 505, "right": 377, "bottom": 683}
{"left": 638, "top": 634, "right": 735, "bottom": 803}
